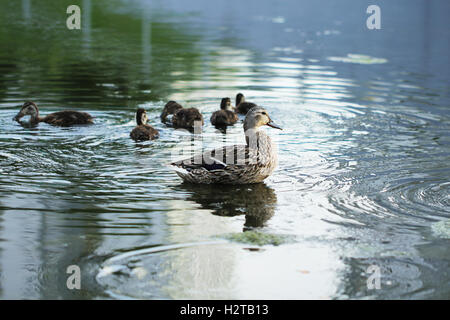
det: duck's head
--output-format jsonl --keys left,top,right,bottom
{"left": 244, "top": 106, "right": 282, "bottom": 132}
{"left": 220, "top": 97, "right": 232, "bottom": 111}
{"left": 161, "top": 101, "right": 183, "bottom": 123}
{"left": 136, "top": 108, "right": 148, "bottom": 125}
{"left": 165, "top": 101, "right": 183, "bottom": 111}
{"left": 14, "top": 101, "right": 39, "bottom": 121}
{"left": 236, "top": 93, "right": 245, "bottom": 106}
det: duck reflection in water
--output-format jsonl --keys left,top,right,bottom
{"left": 177, "top": 183, "right": 277, "bottom": 231}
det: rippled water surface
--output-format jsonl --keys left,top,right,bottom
{"left": 0, "top": 0, "right": 449, "bottom": 299}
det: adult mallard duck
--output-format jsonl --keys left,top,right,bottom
{"left": 235, "top": 93, "right": 257, "bottom": 115}
{"left": 170, "top": 106, "right": 282, "bottom": 184}
{"left": 210, "top": 97, "right": 238, "bottom": 127}
{"left": 13, "top": 101, "right": 93, "bottom": 126}
{"left": 130, "top": 108, "right": 159, "bottom": 141}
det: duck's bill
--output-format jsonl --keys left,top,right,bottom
{"left": 13, "top": 113, "right": 23, "bottom": 121}
{"left": 267, "top": 120, "right": 282, "bottom": 130}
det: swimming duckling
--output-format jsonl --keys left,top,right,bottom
{"left": 235, "top": 93, "right": 257, "bottom": 115}
{"left": 160, "top": 101, "right": 183, "bottom": 124}
{"left": 130, "top": 108, "right": 159, "bottom": 141}
{"left": 172, "top": 107, "right": 204, "bottom": 130}
{"left": 210, "top": 97, "right": 238, "bottom": 127}
{"left": 13, "top": 101, "right": 93, "bottom": 126}
{"left": 170, "top": 106, "right": 282, "bottom": 184}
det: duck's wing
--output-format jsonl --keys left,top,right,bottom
{"left": 43, "top": 110, "right": 93, "bottom": 126}
{"left": 210, "top": 110, "right": 220, "bottom": 126}
{"left": 225, "top": 110, "right": 238, "bottom": 124}
{"left": 211, "top": 110, "right": 238, "bottom": 126}
{"left": 130, "top": 125, "right": 159, "bottom": 141}
{"left": 130, "top": 126, "right": 144, "bottom": 141}
{"left": 171, "top": 144, "right": 256, "bottom": 171}
{"left": 237, "top": 102, "right": 257, "bottom": 114}
{"left": 172, "top": 108, "right": 204, "bottom": 129}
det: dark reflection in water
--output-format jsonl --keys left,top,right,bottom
{"left": 176, "top": 183, "right": 277, "bottom": 230}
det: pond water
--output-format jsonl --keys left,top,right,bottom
{"left": 0, "top": 0, "right": 449, "bottom": 299}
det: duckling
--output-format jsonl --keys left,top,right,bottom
{"left": 170, "top": 106, "right": 282, "bottom": 184}
{"left": 130, "top": 108, "right": 159, "bottom": 141}
{"left": 235, "top": 93, "right": 257, "bottom": 115}
{"left": 13, "top": 101, "right": 93, "bottom": 126}
{"left": 160, "top": 101, "right": 183, "bottom": 124}
{"left": 210, "top": 97, "right": 238, "bottom": 127}
{"left": 172, "top": 107, "right": 204, "bottom": 130}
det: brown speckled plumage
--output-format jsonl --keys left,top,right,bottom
{"left": 171, "top": 106, "right": 282, "bottom": 184}
{"left": 210, "top": 97, "right": 238, "bottom": 127}
{"left": 172, "top": 107, "right": 204, "bottom": 129}
{"left": 160, "top": 101, "right": 183, "bottom": 124}
{"left": 130, "top": 125, "right": 159, "bottom": 141}
{"left": 130, "top": 108, "right": 159, "bottom": 141}
{"left": 13, "top": 101, "right": 93, "bottom": 126}
{"left": 235, "top": 93, "right": 257, "bottom": 115}
{"left": 160, "top": 100, "right": 203, "bottom": 130}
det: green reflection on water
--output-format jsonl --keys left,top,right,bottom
{"left": 0, "top": 0, "right": 204, "bottom": 108}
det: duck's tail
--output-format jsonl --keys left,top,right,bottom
{"left": 168, "top": 164, "right": 190, "bottom": 175}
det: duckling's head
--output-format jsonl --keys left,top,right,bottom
{"left": 243, "top": 106, "right": 282, "bottom": 132}
{"left": 220, "top": 98, "right": 232, "bottom": 110}
{"left": 236, "top": 93, "right": 245, "bottom": 105}
{"left": 165, "top": 101, "right": 183, "bottom": 111}
{"left": 161, "top": 101, "right": 183, "bottom": 123}
{"left": 14, "top": 101, "right": 39, "bottom": 121}
{"left": 136, "top": 108, "right": 148, "bottom": 125}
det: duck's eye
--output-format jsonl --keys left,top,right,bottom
{"left": 262, "top": 112, "right": 266, "bottom": 115}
